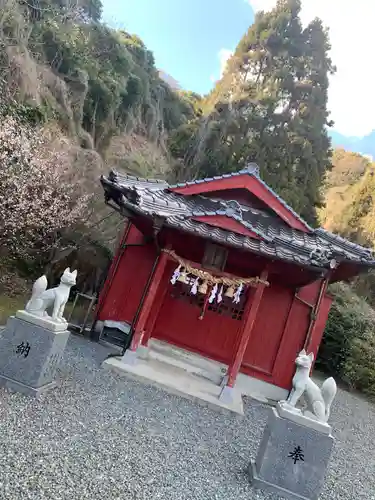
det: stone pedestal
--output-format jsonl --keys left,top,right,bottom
{"left": 0, "top": 315, "right": 70, "bottom": 397}
{"left": 16, "top": 309, "right": 68, "bottom": 332}
{"left": 249, "top": 407, "right": 334, "bottom": 500}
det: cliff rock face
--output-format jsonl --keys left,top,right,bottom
{"left": 158, "top": 70, "right": 181, "bottom": 90}
{"left": 0, "top": 1, "right": 197, "bottom": 284}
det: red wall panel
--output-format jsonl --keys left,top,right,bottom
{"left": 98, "top": 224, "right": 333, "bottom": 394}
{"left": 270, "top": 297, "right": 311, "bottom": 389}
{"left": 268, "top": 281, "right": 331, "bottom": 390}
{"left": 296, "top": 281, "right": 320, "bottom": 304}
{"left": 242, "top": 283, "right": 293, "bottom": 376}
{"left": 98, "top": 225, "right": 156, "bottom": 323}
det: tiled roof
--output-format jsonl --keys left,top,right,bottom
{"left": 106, "top": 170, "right": 169, "bottom": 191}
{"left": 169, "top": 163, "right": 313, "bottom": 231}
{"left": 101, "top": 169, "right": 375, "bottom": 270}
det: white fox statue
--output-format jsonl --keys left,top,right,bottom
{"left": 284, "top": 349, "right": 337, "bottom": 423}
{"left": 25, "top": 268, "right": 77, "bottom": 323}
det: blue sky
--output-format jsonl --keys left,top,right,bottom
{"left": 102, "top": 0, "right": 375, "bottom": 138}
{"left": 102, "top": 0, "right": 254, "bottom": 96}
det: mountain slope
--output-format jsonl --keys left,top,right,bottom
{"left": 329, "top": 130, "right": 375, "bottom": 159}
{"left": 158, "top": 70, "right": 180, "bottom": 90}
{"left": 320, "top": 149, "right": 374, "bottom": 241}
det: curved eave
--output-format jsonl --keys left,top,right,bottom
{"left": 164, "top": 216, "right": 325, "bottom": 275}
{"left": 101, "top": 175, "right": 375, "bottom": 275}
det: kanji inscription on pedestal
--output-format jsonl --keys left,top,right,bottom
{"left": 288, "top": 445, "right": 305, "bottom": 464}
{"left": 15, "top": 342, "right": 31, "bottom": 358}
{"left": 42, "top": 353, "right": 62, "bottom": 379}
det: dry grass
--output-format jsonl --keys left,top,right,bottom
{"left": 319, "top": 184, "right": 353, "bottom": 230}
{"left": 0, "top": 294, "right": 26, "bottom": 325}
{"left": 0, "top": 295, "right": 94, "bottom": 328}
{"left": 66, "top": 299, "right": 95, "bottom": 325}
{"left": 106, "top": 133, "right": 171, "bottom": 178}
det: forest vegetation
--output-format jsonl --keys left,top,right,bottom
{"left": 0, "top": 0, "right": 198, "bottom": 293}
{"left": 1, "top": 0, "right": 375, "bottom": 394}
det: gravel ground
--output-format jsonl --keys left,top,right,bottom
{"left": 0, "top": 335, "right": 373, "bottom": 500}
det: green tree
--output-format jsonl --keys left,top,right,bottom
{"left": 169, "top": 0, "right": 335, "bottom": 224}
{"left": 18, "top": 0, "right": 194, "bottom": 152}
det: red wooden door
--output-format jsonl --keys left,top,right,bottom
{"left": 152, "top": 279, "right": 247, "bottom": 364}
{"left": 242, "top": 283, "right": 294, "bottom": 377}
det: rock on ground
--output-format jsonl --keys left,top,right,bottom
{"left": 0, "top": 335, "right": 373, "bottom": 499}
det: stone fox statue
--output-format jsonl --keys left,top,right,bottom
{"left": 286, "top": 349, "right": 337, "bottom": 423}
{"left": 26, "top": 268, "right": 77, "bottom": 323}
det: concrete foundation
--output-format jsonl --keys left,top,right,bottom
{"left": 276, "top": 401, "right": 332, "bottom": 435}
{"left": 143, "top": 339, "right": 288, "bottom": 402}
{"left": 219, "top": 384, "right": 235, "bottom": 404}
{"left": 103, "top": 355, "right": 244, "bottom": 415}
{"left": 0, "top": 376, "right": 57, "bottom": 397}
{"left": 16, "top": 310, "right": 68, "bottom": 332}
{"left": 102, "top": 339, "right": 290, "bottom": 414}
{"left": 121, "top": 349, "right": 138, "bottom": 365}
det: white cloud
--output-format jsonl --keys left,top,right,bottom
{"left": 247, "top": 1, "right": 375, "bottom": 137}
{"left": 209, "top": 48, "right": 233, "bottom": 85}
{"left": 218, "top": 48, "right": 233, "bottom": 78}
{"left": 361, "top": 153, "right": 373, "bottom": 162}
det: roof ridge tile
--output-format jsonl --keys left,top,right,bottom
{"left": 101, "top": 171, "right": 375, "bottom": 268}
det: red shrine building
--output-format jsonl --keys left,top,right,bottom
{"left": 95, "top": 164, "right": 375, "bottom": 405}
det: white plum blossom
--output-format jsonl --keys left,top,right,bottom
{"left": 0, "top": 116, "right": 90, "bottom": 259}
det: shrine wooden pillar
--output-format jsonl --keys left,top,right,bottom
{"left": 124, "top": 249, "right": 169, "bottom": 362}
{"left": 140, "top": 268, "right": 170, "bottom": 348}
{"left": 220, "top": 268, "right": 269, "bottom": 402}
{"left": 303, "top": 274, "right": 331, "bottom": 351}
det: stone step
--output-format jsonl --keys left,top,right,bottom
{"left": 103, "top": 355, "right": 244, "bottom": 415}
{"left": 145, "top": 340, "right": 227, "bottom": 386}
